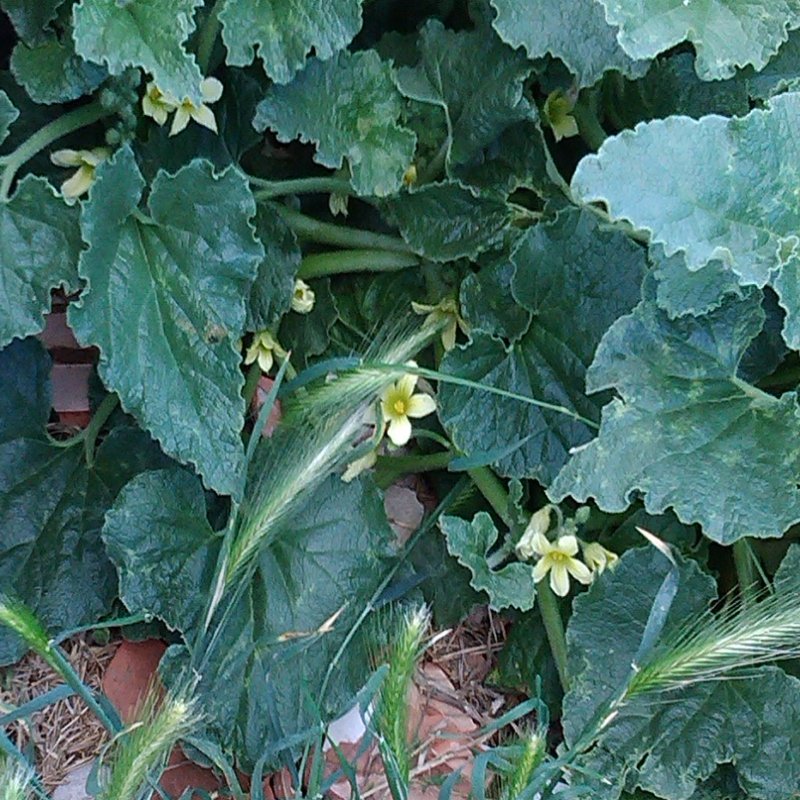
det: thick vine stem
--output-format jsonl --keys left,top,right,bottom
{"left": 298, "top": 249, "right": 419, "bottom": 279}
{"left": 196, "top": 0, "right": 225, "bottom": 72}
{"left": 0, "top": 101, "right": 110, "bottom": 201}
{"left": 251, "top": 175, "right": 353, "bottom": 199}
{"left": 83, "top": 393, "right": 120, "bottom": 468}
{"left": 572, "top": 94, "right": 608, "bottom": 152}
{"left": 268, "top": 202, "right": 413, "bottom": 253}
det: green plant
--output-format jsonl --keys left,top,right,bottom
{"left": 5, "top": 1, "right": 800, "bottom": 798}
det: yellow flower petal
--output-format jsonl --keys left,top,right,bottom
{"left": 190, "top": 103, "right": 218, "bottom": 133}
{"left": 531, "top": 531, "right": 553, "bottom": 557}
{"left": 387, "top": 415, "right": 412, "bottom": 446}
{"left": 556, "top": 535, "right": 579, "bottom": 557}
{"left": 201, "top": 77, "right": 223, "bottom": 103}
{"left": 342, "top": 449, "right": 377, "bottom": 482}
{"left": 396, "top": 371, "right": 418, "bottom": 398}
{"left": 60, "top": 165, "right": 95, "bottom": 199}
{"left": 441, "top": 320, "right": 457, "bottom": 351}
{"left": 406, "top": 392, "right": 436, "bottom": 419}
{"left": 50, "top": 149, "right": 83, "bottom": 167}
{"left": 566, "top": 558, "right": 593, "bottom": 585}
{"left": 256, "top": 349, "right": 274, "bottom": 373}
{"left": 550, "top": 564, "right": 570, "bottom": 597}
{"left": 170, "top": 106, "right": 191, "bottom": 136}
{"left": 532, "top": 558, "right": 550, "bottom": 584}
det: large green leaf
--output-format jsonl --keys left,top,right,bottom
{"left": 104, "top": 468, "right": 394, "bottom": 767}
{"left": 746, "top": 29, "right": 800, "bottom": 99}
{"left": 0, "top": 90, "right": 19, "bottom": 146}
{"left": 603, "top": 52, "right": 750, "bottom": 128}
{"left": 0, "top": 0, "right": 63, "bottom": 44}
{"left": 384, "top": 182, "right": 512, "bottom": 262}
{"left": 459, "top": 251, "right": 530, "bottom": 341}
{"left": 254, "top": 50, "right": 416, "bottom": 197}
{"left": 69, "top": 147, "right": 263, "bottom": 500}
{"left": 393, "top": 20, "right": 533, "bottom": 170}
{"left": 650, "top": 245, "right": 743, "bottom": 319}
{"left": 490, "top": 0, "right": 648, "bottom": 88}
{"left": 0, "top": 176, "right": 81, "bottom": 348}
{"left": 0, "top": 338, "right": 171, "bottom": 663}
{"left": 549, "top": 289, "right": 800, "bottom": 543}
{"left": 440, "top": 512, "right": 536, "bottom": 611}
{"left": 572, "top": 92, "right": 800, "bottom": 346}
{"left": 595, "top": 0, "right": 800, "bottom": 80}
{"left": 219, "top": 0, "right": 362, "bottom": 84}
{"left": 11, "top": 37, "right": 107, "bottom": 104}
{"left": 72, "top": 0, "right": 204, "bottom": 102}
{"left": 247, "top": 204, "right": 300, "bottom": 332}
{"left": 439, "top": 208, "right": 646, "bottom": 483}
{"left": 565, "top": 547, "right": 800, "bottom": 799}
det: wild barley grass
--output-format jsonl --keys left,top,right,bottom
{"left": 0, "top": 596, "right": 56, "bottom": 671}
{"left": 498, "top": 730, "right": 547, "bottom": 800}
{"left": 100, "top": 687, "right": 199, "bottom": 800}
{"left": 224, "top": 318, "right": 446, "bottom": 588}
{"left": 0, "top": 758, "right": 33, "bottom": 800}
{"left": 372, "top": 606, "right": 431, "bottom": 790}
{"left": 627, "top": 588, "right": 800, "bottom": 698}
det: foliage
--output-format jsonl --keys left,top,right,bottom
{"left": 3, "top": 1, "right": 800, "bottom": 797}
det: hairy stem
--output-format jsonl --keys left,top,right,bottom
{"left": 572, "top": 94, "right": 608, "bottom": 152}
{"left": 298, "top": 249, "right": 419, "bottom": 279}
{"left": 0, "top": 101, "right": 110, "bottom": 201}
{"left": 537, "top": 582, "right": 570, "bottom": 691}
{"left": 242, "top": 361, "right": 261, "bottom": 410}
{"left": 268, "top": 203, "right": 413, "bottom": 253}
{"left": 196, "top": 0, "right": 225, "bottom": 72}
{"left": 251, "top": 175, "right": 352, "bottom": 199}
{"left": 84, "top": 393, "right": 120, "bottom": 468}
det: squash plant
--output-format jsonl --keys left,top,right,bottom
{"left": 4, "top": 0, "right": 800, "bottom": 798}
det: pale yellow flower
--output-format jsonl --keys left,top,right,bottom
{"left": 543, "top": 89, "right": 579, "bottom": 142}
{"left": 50, "top": 147, "right": 111, "bottom": 199}
{"left": 170, "top": 77, "right": 223, "bottom": 136}
{"left": 531, "top": 532, "right": 592, "bottom": 597}
{"left": 291, "top": 279, "right": 315, "bottom": 314}
{"left": 403, "top": 164, "right": 418, "bottom": 186}
{"left": 141, "top": 81, "right": 178, "bottom": 125}
{"left": 581, "top": 541, "right": 619, "bottom": 575}
{"left": 412, "top": 298, "right": 469, "bottom": 351}
{"left": 516, "top": 505, "right": 554, "bottom": 561}
{"left": 380, "top": 363, "right": 436, "bottom": 446}
{"left": 244, "top": 330, "right": 286, "bottom": 374}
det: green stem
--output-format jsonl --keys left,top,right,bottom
{"left": 48, "top": 646, "right": 119, "bottom": 734}
{"left": 268, "top": 203, "right": 413, "bottom": 254}
{"left": 84, "top": 393, "right": 119, "bottom": 468}
{"left": 418, "top": 137, "right": 449, "bottom": 184}
{"left": 537, "top": 581, "right": 570, "bottom": 691}
{"left": 571, "top": 95, "right": 608, "bottom": 152}
{"left": 467, "top": 466, "right": 511, "bottom": 523}
{"left": 466, "top": 465, "right": 571, "bottom": 692}
{"left": 298, "top": 249, "right": 419, "bottom": 279}
{"left": 242, "top": 361, "right": 261, "bottom": 410}
{"left": 196, "top": 0, "right": 225, "bottom": 72}
{"left": 0, "top": 101, "right": 110, "bottom": 201}
{"left": 375, "top": 450, "right": 452, "bottom": 488}
{"left": 251, "top": 176, "right": 352, "bottom": 199}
